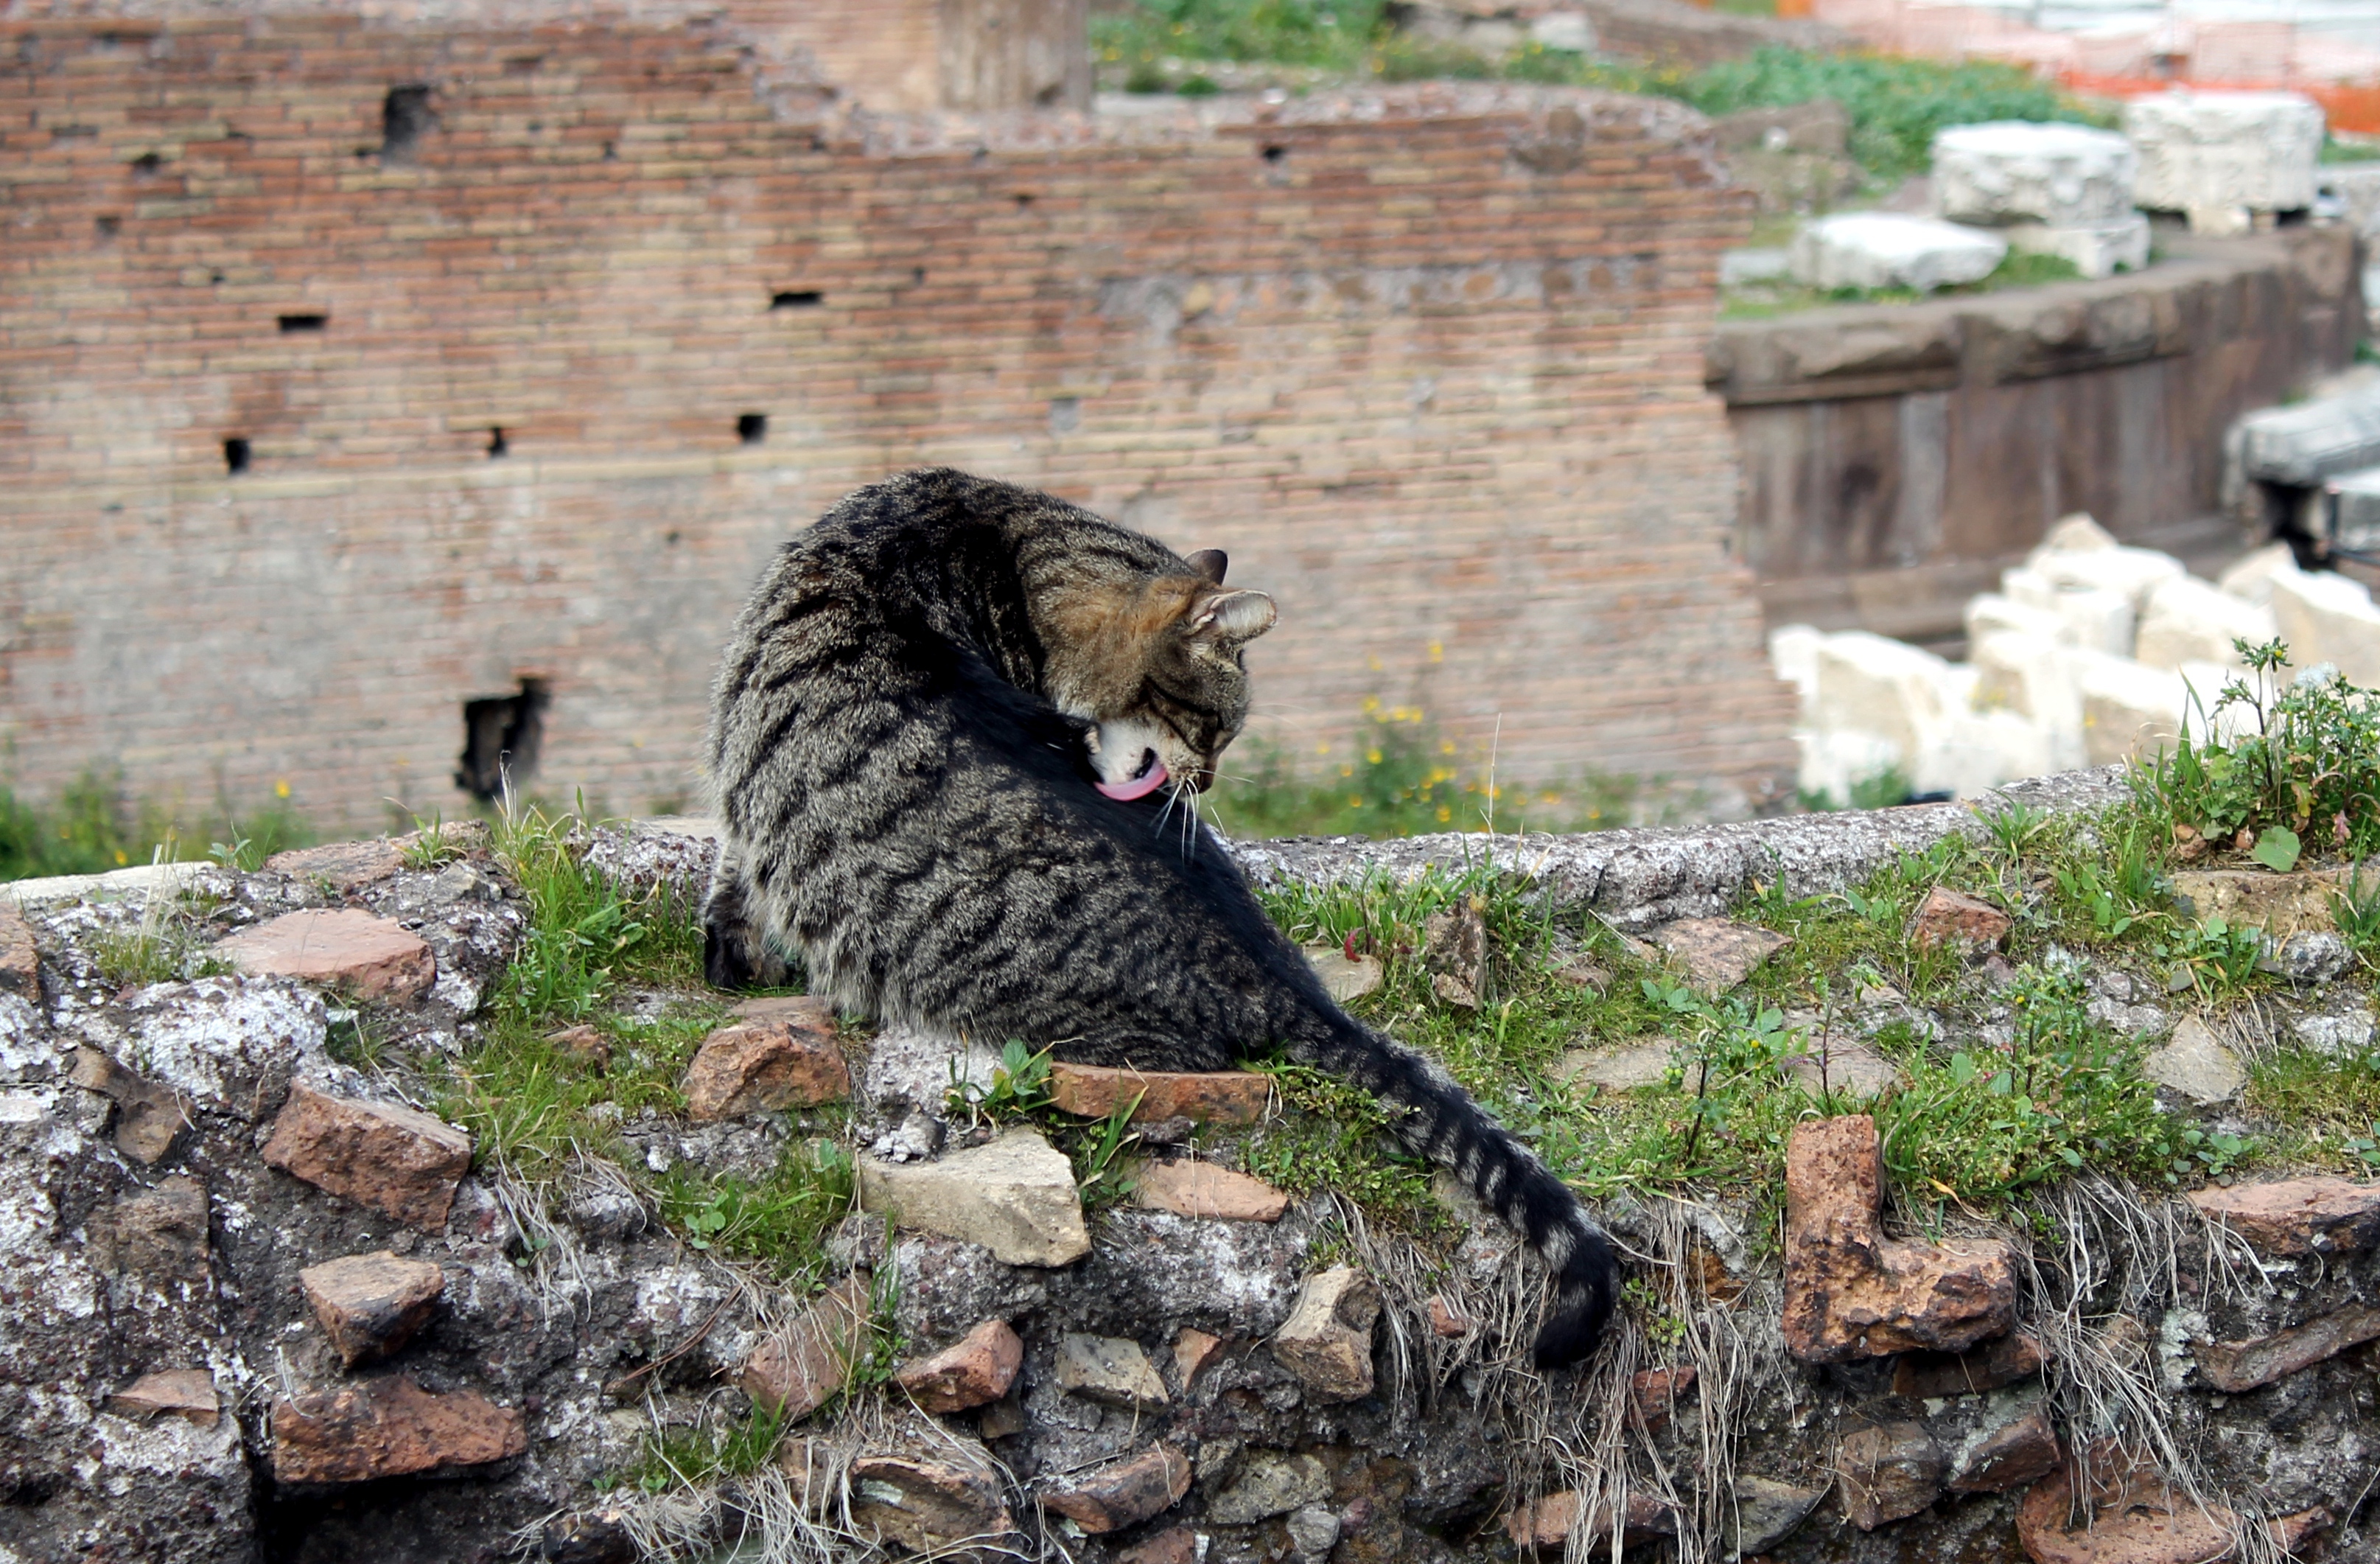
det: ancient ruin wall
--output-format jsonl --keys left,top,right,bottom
{"left": 0, "top": 13, "right": 1795, "bottom": 829}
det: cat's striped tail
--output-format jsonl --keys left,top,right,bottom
{"left": 1287, "top": 1013, "right": 1618, "bottom": 1369}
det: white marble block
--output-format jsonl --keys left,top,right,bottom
{"left": 1933, "top": 121, "right": 2139, "bottom": 228}
{"left": 2270, "top": 568, "right": 2380, "bottom": 688}
{"left": 2134, "top": 574, "right": 2278, "bottom": 671}
{"left": 2123, "top": 90, "right": 2325, "bottom": 233}
{"left": 2232, "top": 384, "right": 2380, "bottom": 488}
{"left": 1789, "top": 214, "right": 2007, "bottom": 293}
{"left": 1809, "top": 631, "right": 1954, "bottom": 763}
{"left": 2005, "top": 213, "right": 2150, "bottom": 280}
{"left": 2329, "top": 465, "right": 2380, "bottom": 554}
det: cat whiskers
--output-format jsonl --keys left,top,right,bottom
{"left": 1153, "top": 772, "right": 1205, "bottom": 862}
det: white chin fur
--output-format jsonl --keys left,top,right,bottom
{"left": 1090, "top": 718, "right": 1169, "bottom": 787}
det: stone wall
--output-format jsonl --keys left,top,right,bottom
{"left": 1717, "top": 226, "right": 2363, "bottom": 643}
{"left": 0, "top": 9, "right": 1794, "bottom": 829}
{"left": 5, "top": 780, "right": 2377, "bottom": 1563}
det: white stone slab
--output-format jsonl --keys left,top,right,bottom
{"left": 1914, "top": 709, "right": 2054, "bottom": 799}
{"left": 2269, "top": 568, "right": 2380, "bottom": 686}
{"left": 2124, "top": 90, "right": 2325, "bottom": 231}
{"left": 1768, "top": 624, "right": 1825, "bottom": 714}
{"left": 1720, "top": 247, "right": 1793, "bottom": 288}
{"left": 1809, "top": 631, "right": 1954, "bottom": 763}
{"left": 1933, "top": 121, "right": 2138, "bottom": 228}
{"left": 1789, "top": 214, "right": 2007, "bottom": 293}
{"left": 2135, "top": 573, "right": 2278, "bottom": 670}
{"left": 1970, "top": 633, "right": 2089, "bottom": 772}
{"left": 2232, "top": 384, "right": 2380, "bottom": 487}
{"left": 2216, "top": 542, "right": 2302, "bottom": 607}
{"left": 1795, "top": 727, "right": 1907, "bottom": 806}
{"left": 1963, "top": 593, "right": 2065, "bottom": 646}
{"left": 2328, "top": 464, "right": 2380, "bottom": 553}
{"left": 2003, "top": 565, "right": 2136, "bottom": 655}
{"left": 2005, "top": 212, "right": 2150, "bottom": 280}
{"left": 2026, "top": 543, "right": 2187, "bottom": 613}
{"left": 2078, "top": 656, "right": 2186, "bottom": 764}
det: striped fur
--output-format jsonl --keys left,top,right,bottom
{"left": 702, "top": 469, "right": 1618, "bottom": 1367}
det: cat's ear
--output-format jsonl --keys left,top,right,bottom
{"left": 1185, "top": 548, "right": 1228, "bottom": 585}
{"left": 1188, "top": 588, "right": 1275, "bottom": 643}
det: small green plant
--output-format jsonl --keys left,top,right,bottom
{"left": 399, "top": 812, "right": 468, "bottom": 869}
{"left": 1981, "top": 800, "right": 2052, "bottom": 859}
{"left": 2053, "top": 859, "right": 2140, "bottom": 940}
{"left": 2135, "top": 639, "right": 2380, "bottom": 862}
{"left": 2154, "top": 916, "right": 2266, "bottom": 1002}
{"left": 2345, "top": 1124, "right": 2380, "bottom": 1172}
{"left": 1642, "top": 976, "right": 1807, "bottom": 1165}
{"left": 1874, "top": 966, "right": 2181, "bottom": 1195}
{"left": 629, "top": 1400, "right": 791, "bottom": 1494}
{"left": 2330, "top": 863, "right": 2380, "bottom": 968}
{"left": 2175, "top": 1125, "right": 2253, "bottom": 1181}
{"left": 1621, "top": 1274, "right": 1686, "bottom": 1350}
{"left": 2250, "top": 824, "right": 2303, "bottom": 873}
{"left": 655, "top": 1142, "right": 855, "bottom": 1286}
{"left": 946, "top": 1039, "right": 1053, "bottom": 1124}
{"left": 1066, "top": 1092, "right": 1147, "bottom": 1209}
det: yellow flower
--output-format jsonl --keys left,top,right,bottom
{"left": 1428, "top": 640, "right": 1443, "bottom": 663}
{"left": 274, "top": 778, "right": 291, "bottom": 800}
{"left": 1438, "top": 805, "right": 1452, "bottom": 823}
{"left": 1365, "top": 748, "right": 1382, "bottom": 766}
{"left": 114, "top": 849, "right": 128, "bottom": 865}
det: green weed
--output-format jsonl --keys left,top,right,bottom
{"left": 2131, "top": 639, "right": 2380, "bottom": 864}
{"left": 2248, "top": 1046, "right": 2380, "bottom": 1172}
{"left": 629, "top": 1400, "right": 791, "bottom": 1494}
{"left": 1061, "top": 1094, "right": 1147, "bottom": 1209}
{"left": 0, "top": 767, "right": 312, "bottom": 881}
{"left": 2330, "top": 863, "right": 2380, "bottom": 968}
{"left": 491, "top": 808, "right": 702, "bottom": 1017}
{"left": 1872, "top": 966, "right": 2183, "bottom": 1195}
{"left": 946, "top": 1039, "right": 1053, "bottom": 1125}
{"left": 656, "top": 1143, "right": 855, "bottom": 1288}
{"left": 1243, "top": 1058, "right": 1451, "bottom": 1237}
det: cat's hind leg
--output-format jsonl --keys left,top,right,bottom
{"left": 702, "top": 840, "right": 790, "bottom": 991}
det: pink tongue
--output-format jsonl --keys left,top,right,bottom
{"left": 1095, "top": 755, "right": 1169, "bottom": 801}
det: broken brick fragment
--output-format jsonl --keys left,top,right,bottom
{"left": 894, "top": 1318, "right": 1021, "bottom": 1414}
{"left": 271, "top": 1376, "right": 524, "bottom": 1484}
{"left": 299, "top": 1251, "right": 447, "bottom": 1366}
{"left": 214, "top": 909, "right": 435, "bottom": 1002}
{"left": 1782, "top": 1115, "right": 2014, "bottom": 1362}
{"left": 1040, "top": 1442, "right": 1191, "bottom": 1532}
{"left": 262, "top": 1084, "right": 472, "bottom": 1232}
{"left": 1908, "top": 886, "right": 2012, "bottom": 952}
{"left": 682, "top": 1019, "right": 850, "bottom": 1120}
{"left": 1892, "top": 1332, "right": 2046, "bottom": 1399}
{"left": 2188, "top": 1176, "right": 2380, "bottom": 1257}
{"left": 1047, "top": 1062, "right": 1272, "bottom": 1124}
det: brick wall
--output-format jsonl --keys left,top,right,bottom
{"left": 0, "top": 13, "right": 1795, "bottom": 830}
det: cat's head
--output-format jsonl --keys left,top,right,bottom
{"left": 1045, "top": 548, "right": 1276, "bottom": 797}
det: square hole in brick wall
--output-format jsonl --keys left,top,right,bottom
{"left": 277, "top": 313, "right": 326, "bottom": 333}
{"left": 486, "top": 426, "right": 508, "bottom": 458}
{"left": 737, "top": 413, "right": 767, "bottom": 445}
{"left": 223, "top": 437, "right": 250, "bottom": 475}
{"left": 770, "top": 290, "right": 822, "bottom": 310}
{"left": 455, "top": 678, "right": 548, "bottom": 802}
{"left": 381, "top": 85, "right": 435, "bottom": 164}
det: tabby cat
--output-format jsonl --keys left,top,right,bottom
{"left": 702, "top": 468, "right": 1618, "bottom": 1367}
